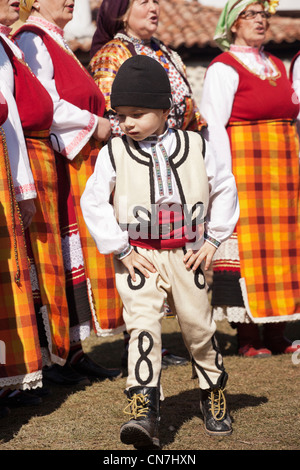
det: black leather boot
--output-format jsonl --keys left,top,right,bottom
{"left": 200, "top": 386, "right": 232, "bottom": 436}
{"left": 120, "top": 386, "right": 160, "bottom": 449}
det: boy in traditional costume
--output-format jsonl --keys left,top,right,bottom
{"left": 81, "top": 56, "right": 239, "bottom": 448}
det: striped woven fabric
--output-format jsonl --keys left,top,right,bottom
{"left": 228, "top": 119, "right": 300, "bottom": 320}
{"left": 69, "top": 138, "right": 124, "bottom": 334}
{"left": 55, "top": 152, "right": 93, "bottom": 335}
{"left": 25, "top": 132, "right": 70, "bottom": 363}
{"left": 0, "top": 127, "right": 43, "bottom": 389}
{"left": 90, "top": 39, "right": 131, "bottom": 113}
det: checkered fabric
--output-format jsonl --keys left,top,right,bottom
{"left": 228, "top": 119, "right": 300, "bottom": 320}
{"left": 0, "top": 128, "right": 43, "bottom": 389}
{"left": 68, "top": 138, "right": 124, "bottom": 334}
{"left": 25, "top": 132, "right": 70, "bottom": 362}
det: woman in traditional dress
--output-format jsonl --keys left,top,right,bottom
{"left": 15, "top": 0, "right": 123, "bottom": 383}
{"left": 0, "top": 75, "right": 43, "bottom": 411}
{"left": 200, "top": 0, "right": 300, "bottom": 357}
{"left": 0, "top": 2, "right": 71, "bottom": 380}
{"left": 89, "top": 0, "right": 206, "bottom": 368}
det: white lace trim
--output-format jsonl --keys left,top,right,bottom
{"left": 213, "top": 234, "right": 240, "bottom": 262}
{"left": 40, "top": 305, "right": 66, "bottom": 366}
{"left": 239, "top": 277, "right": 300, "bottom": 324}
{"left": 87, "top": 278, "right": 125, "bottom": 337}
{"left": 29, "top": 263, "right": 39, "bottom": 291}
{"left": 41, "top": 347, "right": 52, "bottom": 367}
{"left": 213, "top": 305, "right": 251, "bottom": 323}
{"left": 70, "top": 321, "right": 91, "bottom": 343}
{"left": 0, "top": 370, "right": 43, "bottom": 391}
{"left": 61, "top": 231, "right": 85, "bottom": 271}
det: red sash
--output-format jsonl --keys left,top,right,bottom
{"left": 130, "top": 205, "right": 196, "bottom": 250}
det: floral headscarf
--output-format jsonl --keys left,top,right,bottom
{"left": 214, "top": 0, "right": 279, "bottom": 51}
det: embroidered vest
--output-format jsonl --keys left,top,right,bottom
{"left": 108, "top": 129, "right": 209, "bottom": 239}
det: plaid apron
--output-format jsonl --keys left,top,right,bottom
{"left": 0, "top": 127, "right": 43, "bottom": 390}
{"left": 25, "top": 131, "right": 69, "bottom": 363}
{"left": 228, "top": 119, "right": 300, "bottom": 321}
{"left": 69, "top": 138, "right": 124, "bottom": 334}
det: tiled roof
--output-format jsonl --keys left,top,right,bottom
{"left": 87, "top": 0, "right": 300, "bottom": 52}
{"left": 156, "top": 0, "right": 300, "bottom": 49}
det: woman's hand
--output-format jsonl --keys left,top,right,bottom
{"left": 120, "top": 250, "right": 156, "bottom": 281}
{"left": 18, "top": 199, "right": 36, "bottom": 230}
{"left": 93, "top": 116, "right": 111, "bottom": 143}
{"left": 183, "top": 241, "right": 217, "bottom": 272}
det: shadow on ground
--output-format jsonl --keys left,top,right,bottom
{"left": 159, "top": 388, "right": 268, "bottom": 448}
{"left": 1, "top": 320, "right": 298, "bottom": 447}
{"left": 0, "top": 381, "right": 89, "bottom": 444}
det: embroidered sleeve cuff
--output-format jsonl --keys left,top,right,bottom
{"left": 115, "top": 245, "right": 133, "bottom": 260}
{"left": 204, "top": 233, "right": 221, "bottom": 249}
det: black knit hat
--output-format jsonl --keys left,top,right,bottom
{"left": 111, "top": 55, "right": 172, "bottom": 110}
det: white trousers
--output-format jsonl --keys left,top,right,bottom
{"left": 114, "top": 247, "right": 227, "bottom": 391}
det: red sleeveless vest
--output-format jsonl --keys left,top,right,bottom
{"left": 14, "top": 25, "right": 105, "bottom": 116}
{"left": 0, "top": 36, "right": 53, "bottom": 132}
{"left": 209, "top": 51, "right": 299, "bottom": 122}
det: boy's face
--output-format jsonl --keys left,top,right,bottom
{"left": 115, "top": 106, "right": 169, "bottom": 141}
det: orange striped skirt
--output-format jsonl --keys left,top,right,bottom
{"left": 228, "top": 119, "right": 300, "bottom": 321}
{"left": 0, "top": 127, "right": 42, "bottom": 389}
{"left": 68, "top": 138, "right": 124, "bottom": 335}
{"left": 25, "top": 131, "right": 70, "bottom": 363}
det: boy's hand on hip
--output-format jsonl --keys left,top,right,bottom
{"left": 183, "top": 241, "right": 217, "bottom": 272}
{"left": 121, "top": 250, "right": 156, "bottom": 282}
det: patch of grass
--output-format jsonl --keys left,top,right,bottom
{"left": 0, "top": 318, "right": 299, "bottom": 451}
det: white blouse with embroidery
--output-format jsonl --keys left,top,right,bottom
{"left": 15, "top": 16, "right": 98, "bottom": 161}
{"left": 0, "top": 25, "right": 36, "bottom": 201}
